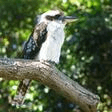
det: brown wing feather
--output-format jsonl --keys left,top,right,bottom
{"left": 12, "top": 22, "right": 47, "bottom": 105}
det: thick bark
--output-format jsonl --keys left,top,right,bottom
{"left": 0, "top": 58, "right": 99, "bottom": 112}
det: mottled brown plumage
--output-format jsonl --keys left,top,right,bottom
{"left": 12, "top": 23, "right": 47, "bottom": 105}
{"left": 12, "top": 9, "right": 76, "bottom": 105}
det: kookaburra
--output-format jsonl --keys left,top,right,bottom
{"left": 12, "top": 10, "right": 76, "bottom": 105}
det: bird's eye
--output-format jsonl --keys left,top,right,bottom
{"left": 46, "top": 16, "right": 53, "bottom": 21}
{"left": 54, "top": 14, "right": 61, "bottom": 19}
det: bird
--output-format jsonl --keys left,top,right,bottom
{"left": 11, "top": 10, "right": 77, "bottom": 105}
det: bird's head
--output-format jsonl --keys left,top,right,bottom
{"left": 36, "top": 10, "right": 77, "bottom": 25}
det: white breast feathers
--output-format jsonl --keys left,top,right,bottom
{"left": 37, "top": 21, "right": 65, "bottom": 63}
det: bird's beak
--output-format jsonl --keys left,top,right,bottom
{"left": 62, "top": 16, "right": 78, "bottom": 23}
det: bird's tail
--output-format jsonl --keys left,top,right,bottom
{"left": 11, "top": 79, "right": 31, "bottom": 105}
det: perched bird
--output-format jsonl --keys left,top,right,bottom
{"left": 12, "top": 10, "right": 76, "bottom": 105}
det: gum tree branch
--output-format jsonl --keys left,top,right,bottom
{"left": 0, "top": 58, "right": 99, "bottom": 112}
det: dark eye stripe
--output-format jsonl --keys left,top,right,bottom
{"left": 46, "top": 14, "right": 61, "bottom": 21}
{"left": 54, "top": 14, "right": 61, "bottom": 19}
{"left": 46, "top": 16, "right": 53, "bottom": 21}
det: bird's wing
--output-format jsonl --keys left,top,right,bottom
{"left": 12, "top": 22, "right": 47, "bottom": 105}
{"left": 23, "top": 22, "right": 47, "bottom": 59}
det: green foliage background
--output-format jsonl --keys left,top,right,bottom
{"left": 0, "top": 0, "right": 112, "bottom": 111}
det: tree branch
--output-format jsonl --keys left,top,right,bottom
{"left": 0, "top": 58, "right": 99, "bottom": 112}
